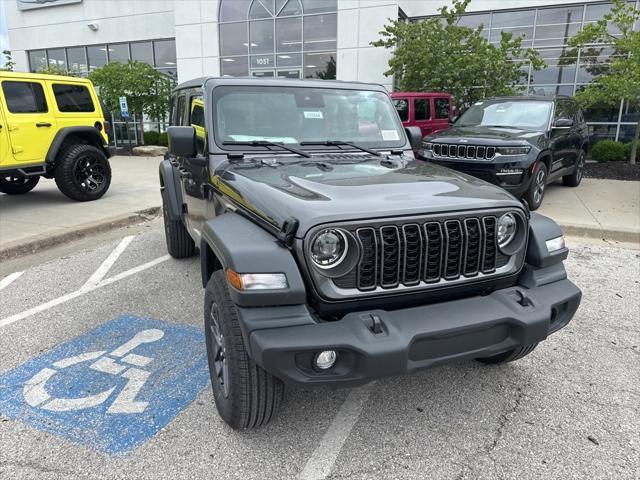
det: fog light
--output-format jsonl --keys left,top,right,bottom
{"left": 314, "top": 350, "right": 337, "bottom": 370}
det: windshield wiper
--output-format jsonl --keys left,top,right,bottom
{"left": 300, "top": 140, "right": 382, "bottom": 157}
{"left": 223, "top": 140, "right": 311, "bottom": 158}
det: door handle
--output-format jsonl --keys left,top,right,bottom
{"left": 36, "top": 122, "right": 52, "bottom": 128}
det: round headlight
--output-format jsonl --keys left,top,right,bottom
{"left": 310, "top": 229, "right": 348, "bottom": 268}
{"left": 497, "top": 213, "right": 517, "bottom": 249}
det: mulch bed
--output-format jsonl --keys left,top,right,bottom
{"left": 584, "top": 162, "right": 640, "bottom": 182}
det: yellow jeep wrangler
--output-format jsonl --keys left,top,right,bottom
{"left": 0, "top": 71, "right": 111, "bottom": 201}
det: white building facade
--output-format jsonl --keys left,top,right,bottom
{"left": 3, "top": 0, "right": 637, "bottom": 142}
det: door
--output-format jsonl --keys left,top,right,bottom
{"left": 0, "top": 79, "right": 56, "bottom": 165}
{"left": 0, "top": 103, "right": 11, "bottom": 168}
{"left": 179, "top": 92, "right": 210, "bottom": 240}
{"left": 432, "top": 97, "right": 451, "bottom": 133}
{"left": 413, "top": 97, "right": 432, "bottom": 137}
{"left": 551, "top": 99, "right": 577, "bottom": 175}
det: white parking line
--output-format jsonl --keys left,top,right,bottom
{"left": 81, "top": 235, "right": 134, "bottom": 291}
{"left": 0, "top": 255, "right": 170, "bottom": 328}
{"left": 298, "top": 383, "right": 375, "bottom": 480}
{"left": 0, "top": 271, "right": 25, "bottom": 291}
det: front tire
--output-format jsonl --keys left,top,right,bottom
{"left": 54, "top": 144, "right": 111, "bottom": 201}
{"left": 162, "top": 194, "right": 195, "bottom": 258}
{"left": 563, "top": 150, "right": 585, "bottom": 187}
{"left": 524, "top": 161, "right": 547, "bottom": 211}
{"left": 205, "top": 271, "right": 283, "bottom": 429}
{"left": 0, "top": 175, "right": 39, "bottom": 194}
{"left": 476, "top": 343, "right": 538, "bottom": 364}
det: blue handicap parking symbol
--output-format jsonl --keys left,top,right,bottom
{"left": 0, "top": 315, "right": 210, "bottom": 454}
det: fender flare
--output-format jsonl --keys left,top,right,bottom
{"left": 200, "top": 213, "right": 307, "bottom": 307}
{"left": 45, "top": 127, "right": 110, "bottom": 163}
{"left": 159, "top": 159, "right": 183, "bottom": 221}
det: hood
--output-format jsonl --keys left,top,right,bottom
{"left": 428, "top": 125, "right": 545, "bottom": 145}
{"left": 213, "top": 155, "right": 521, "bottom": 237}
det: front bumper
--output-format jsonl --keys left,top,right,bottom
{"left": 243, "top": 279, "right": 581, "bottom": 386}
{"left": 421, "top": 154, "right": 535, "bottom": 197}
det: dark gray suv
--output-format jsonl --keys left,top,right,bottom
{"left": 160, "top": 78, "right": 581, "bottom": 429}
{"left": 419, "top": 96, "right": 589, "bottom": 210}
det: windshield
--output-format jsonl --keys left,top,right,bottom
{"left": 456, "top": 100, "right": 553, "bottom": 130}
{"left": 213, "top": 86, "right": 405, "bottom": 151}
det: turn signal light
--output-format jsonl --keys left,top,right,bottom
{"left": 226, "top": 269, "right": 288, "bottom": 290}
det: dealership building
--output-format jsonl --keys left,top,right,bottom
{"left": 3, "top": 0, "right": 637, "bottom": 142}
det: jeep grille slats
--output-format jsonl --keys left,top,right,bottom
{"left": 432, "top": 143, "right": 496, "bottom": 160}
{"left": 334, "top": 214, "right": 508, "bottom": 292}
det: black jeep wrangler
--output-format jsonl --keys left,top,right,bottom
{"left": 160, "top": 78, "right": 581, "bottom": 429}
{"left": 419, "top": 96, "right": 589, "bottom": 210}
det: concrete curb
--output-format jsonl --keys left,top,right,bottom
{"left": 561, "top": 223, "right": 640, "bottom": 244}
{"left": 0, "top": 207, "right": 161, "bottom": 261}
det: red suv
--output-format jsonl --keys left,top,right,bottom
{"left": 391, "top": 92, "right": 452, "bottom": 138}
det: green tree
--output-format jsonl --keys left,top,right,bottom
{"left": 89, "top": 61, "right": 173, "bottom": 144}
{"left": 566, "top": 0, "right": 639, "bottom": 164}
{"left": 371, "top": 0, "right": 545, "bottom": 111}
{"left": 0, "top": 50, "right": 15, "bottom": 72}
{"left": 36, "top": 65, "right": 78, "bottom": 76}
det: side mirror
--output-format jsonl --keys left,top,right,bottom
{"left": 553, "top": 118, "right": 574, "bottom": 129}
{"left": 404, "top": 126, "right": 423, "bottom": 151}
{"left": 168, "top": 126, "right": 196, "bottom": 157}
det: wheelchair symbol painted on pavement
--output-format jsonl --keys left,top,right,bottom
{"left": 23, "top": 329, "right": 164, "bottom": 414}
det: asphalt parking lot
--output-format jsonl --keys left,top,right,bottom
{"left": 0, "top": 219, "right": 638, "bottom": 480}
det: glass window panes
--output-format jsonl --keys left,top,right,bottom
{"left": 66, "top": 47, "right": 88, "bottom": 74}
{"left": 220, "top": 23, "right": 249, "bottom": 56}
{"left": 251, "top": 54, "right": 275, "bottom": 69}
{"left": 414, "top": 99, "right": 430, "bottom": 121}
{"left": 530, "top": 62, "right": 576, "bottom": 85}
{"left": 491, "top": 9, "right": 535, "bottom": 29}
{"left": 131, "top": 41, "right": 154, "bottom": 64}
{"left": 108, "top": 43, "right": 129, "bottom": 63}
{"left": 529, "top": 85, "right": 574, "bottom": 96}
{"left": 2, "top": 81, "right": 48, "bottom": 113}
{"left": 618, "top": 124, "right": 639, "bottom": 143}
{"left": 393, "top": 99, "right": 409, "bottom": 122}
{"left": 300, "top": 0, "right": 336, "bottom": 14}
{"left": 280, "top": 0, "right": 302, "bottom": 16}
{"left": 621, "top": 101, "right": 640, "bottom": 122}
{"left": 87, "top": 45, "right": 107, "bottom": 71}
{"left": 249, "top": 0, "right": 271, "bottom": 19}
{"left": 434, "top": 98, "right": 450, "bottom": 119}
{"left": 458, "top": 13, "right": 490, "bottom": 29}
{"left": 221, "top": 56, "right": 249, "bottom": 76}
{"left": 588, "top": 124, "right": 617, "bottom": 144}
{"left": 28, "top": 50, "right": 47, "bottom": 72}
{"left": 303, "top": 14, "right": 337, "bottom": 51}
{"left": 491, "top": 27, "right": 533, "bottom": 46}
{"left": 154, "top": 39, "right": 177, "bottom": 68}
{"left": 219, "top": 0, "right": 251, "bottom": 21}
{"left": 585, "top": 3, "right": 613, "bottom": 22}
{"left": 536, "top": 6, "right": 583, "bottom": 25}
{"left": 534, "top": 23, "right": 581, "bottom": 47}
{"left": 583, "top": 102, "right": 622, "bottom": 123}
{"left": 277, "top": 52, "right": 301, "bottom": 67}
{"left": 47, "top": 48, "right": 66, "bottom": 70}
{"left": 250, "top": 19, "right": 275, "bottom": 54}
{"left": 277, "top": 17, "right": 302, "bottom": 52}
{"left": 52, "top": 84, "right": 95, "bottom": 112}
{"left": 304, "top": 52, "right": 335, "bottom": 79}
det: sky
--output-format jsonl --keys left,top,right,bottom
{"left": 0, "top": 1, "right": 9, "bottom": 66}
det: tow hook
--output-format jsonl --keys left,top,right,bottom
{"left": 362, "top": 313, "right": 385, "bottom": 335}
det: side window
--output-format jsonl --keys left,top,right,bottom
{"left": 175, "top": 95, "right": 187, "bottom": 126}
{"left": 190, "top": 94, "right": 206, "bottom": 156}
{"left": 52, "top": 84, "right": 95, "bottom": 112}
{"left": 554, "top": 100, "right": 570, "bottom": 121}
{"left": 392, "top": 98, "right": 409, "bottom": 122}
{"left": 414, "top": 98, "right": 430, "bottom": 121}
{"left": 434, "top": 98, "right": 450, "bottom": 119}
{"left": 2, "top": 81, "right": 47, "bottom": 113}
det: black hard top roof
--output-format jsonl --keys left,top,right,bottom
{"left": 174, "top": 76, "right": 388, "bottom": 93}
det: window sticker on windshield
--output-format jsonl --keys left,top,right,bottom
{"left": 304, "top": 111, "right": 323, "bottom": 119}
{"left": 381, "top": 130, "right": 400, "bottom": 141}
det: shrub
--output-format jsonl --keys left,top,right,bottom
{"left": 157, "top": 132, "right": 168, "bottom": 146}
{"left": 143, "top": 131, "right": 160, "bottom": 145}
{"left": 623, "top": 142, "right": 633, "bottom": 161}
{"left": 591, "top": 140, "right": 627, "bottom": 163}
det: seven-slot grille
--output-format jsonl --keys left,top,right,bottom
{"left": 350, "top": 216, "right": 499, "bottom": 291}
{"left": 433, "top": 143, "right": 496, "bottom": 160}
